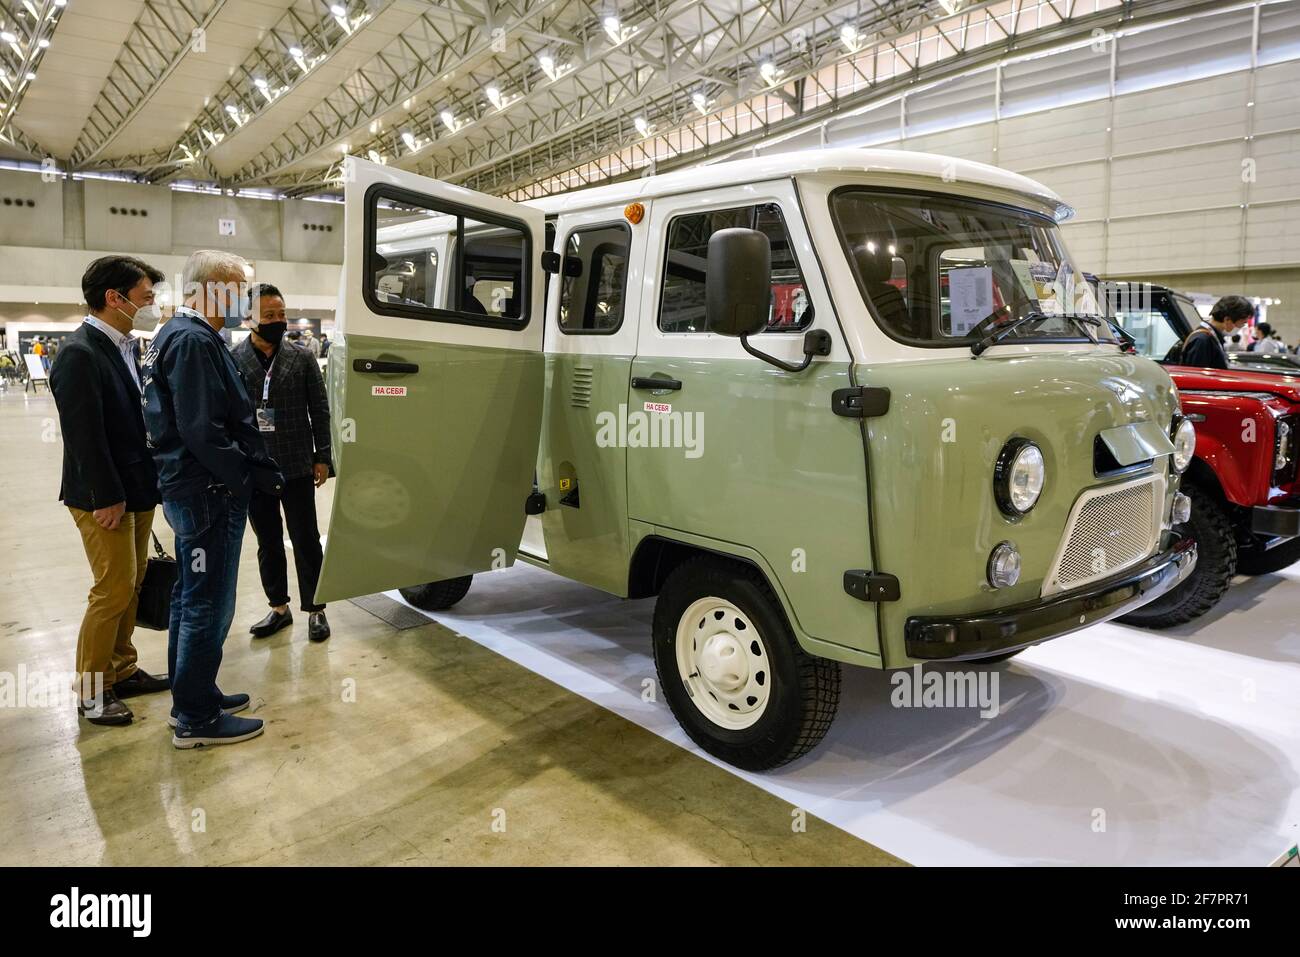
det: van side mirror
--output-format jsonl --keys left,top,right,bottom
{"left": 706, "top": 228, "right": 770, "bottom": 337}
{"left": 706, "top": 226, "right": 827, "bottom": 373}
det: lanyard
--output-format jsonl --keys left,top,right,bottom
{"left": 261, "top": 352, "right": 277, "bottom": 407}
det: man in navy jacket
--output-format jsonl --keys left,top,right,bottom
{"left": 142, "top": 250, "right": 284, "bottom": 749}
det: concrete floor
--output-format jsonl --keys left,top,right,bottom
{"left": 0, "top": 388, "right": 901, "bottom": 866}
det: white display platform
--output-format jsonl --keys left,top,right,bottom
{"left": 390, "top": 562, "right": 1300, "bottom": 866}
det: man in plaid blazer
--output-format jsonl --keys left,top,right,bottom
{"left": 233, "top": 283, "right": 334, "bottom": 642}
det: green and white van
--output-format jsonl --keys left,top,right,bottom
{"left": 315, "top": 149, "right": 1197, "bottom": 771}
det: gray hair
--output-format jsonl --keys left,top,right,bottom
{"left": 183, "top": 249, "right": 249, "bottom": 288}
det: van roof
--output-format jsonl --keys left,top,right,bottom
{"left": 527, "top": 147, "right": 1073, "bottom": 221}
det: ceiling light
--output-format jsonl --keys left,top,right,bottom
{"left": 840, "top": 25, "right": 859, "bottom": 51}
{"left": 439, "top": 110, "right": 457, "bottom": 132}
{"left": 634, "top": 116, "right": 650, "bottom": 137}
{"left": 25, "top": 72, "right": 35, "bottom": 81}
{"left": 224, "top": 103, "right": 239, "bottom": 114}
{"left": 538, "top": 53, "right": 555, "bottom": 75}
{"left": 289, "top": 45, "right": 303, "bottom": 57}
{"left": 759, "top": 61, "right": 781, "bottom": 85}
{"left": 603, "top": 16, "right": 621, "bottom": 43}
{"left": 330, "top": 4, "right": 346, "bottom": 16}
{"left": 367, "top": 149, "right": 383, "bottom": 164}
{"left": 37, "top": 38, "right": 50, "bottom": 49}
{"left": 253, "top": 77, "right": 268, "bottom": 89}
{"left": 486, "top": 85, "right": 503, "bottom": 109}
{"left": 401, "top": 130, "right": 417, "bottom": 150}
{"left": 0, "top": 32, "right": 16, "bottom": 43}
{"left": 339, "top": 142, "right": 349, "bottom": 153}
{"left": 691, "top": 91, "right": 708, "bottom": 114}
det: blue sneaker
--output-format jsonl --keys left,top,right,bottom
{"left": 173, "top": 712, "right": 264, "bottom": 749}
{"left": 168, "top": 693, "right": 251, "bottom": 728}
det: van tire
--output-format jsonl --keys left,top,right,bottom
{"left": 1235, "top": 536, "right": 1300, "bottom": 576}
{"left": 652, "top": 556, "right": 840, "bottom": 771}
{"left": 399, "top": 576, "right": 473, "bottom": 611}
{"left": 1117, "top": 485, "right": 1234, "bottom": 628}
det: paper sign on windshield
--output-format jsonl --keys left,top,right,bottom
{"left": 948, "top": 266, "right": 994, "bottom": 336}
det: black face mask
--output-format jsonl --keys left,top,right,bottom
{"left": 255, "top": 322, "right": 287, "bottom": 348}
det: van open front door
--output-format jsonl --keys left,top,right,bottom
{"left": 315, "top": 158, "right": 545, "bottom": 603}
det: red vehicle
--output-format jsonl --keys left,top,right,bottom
{"left": 1104, "top": 282, "right": 1300, "bottom": 626}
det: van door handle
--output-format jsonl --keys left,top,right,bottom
{"left": 631, "top": 376, "right": 682, "bottom": 391}
{"left": 353, "top": 359, "right": 419, "bottom": 374}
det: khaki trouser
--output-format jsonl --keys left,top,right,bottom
{"left": 69, "top": 506, "right": 155, "bottom": 691}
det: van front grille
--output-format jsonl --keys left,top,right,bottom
{"left": 1045, "top": 477, "right": 1161, "bottom": 594}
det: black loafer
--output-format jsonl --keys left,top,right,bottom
{"left": 250, "top": 608, "right": 293, "bottom": 638}
{"left": 308, "top": 611, "right": 330, "bottom": 643}
{"left": 114, "top": 668, "right": 171, "bottom": 698}
{"left": 78, "top": 689, "right": 133, "bottom": 726}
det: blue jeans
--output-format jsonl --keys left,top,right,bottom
{"left": 163, "top": 487, "right": 247, "bottom": 728}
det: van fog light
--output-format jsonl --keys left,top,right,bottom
{"left": 987, "top": 542, "right": 1022, "bottom": 589}
{"left": 1171, "top": 492, "right": 1192, "bottom": 525}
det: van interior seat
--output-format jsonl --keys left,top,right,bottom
{"left": 852, "top": 242, "right": 911, "bottom": 334}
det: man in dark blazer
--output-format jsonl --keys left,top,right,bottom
{"left": 51, "top": 255, "right": 172, "bottom": 726}
{"left": 233, "top": 283, "right": 334, "bottom": 642}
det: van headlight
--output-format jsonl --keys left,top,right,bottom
{"left": 1275, "top": 419, "right": 1293, "bottom": 472}
{"left": 995, "top": 439, "right": 1045, "bottom": 516}
{"left": 1171, "top": 416, "right": 1196, "bottom": 473}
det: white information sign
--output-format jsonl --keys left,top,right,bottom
{"left": 948, "top": 266, "right": 994, "bottom": 336}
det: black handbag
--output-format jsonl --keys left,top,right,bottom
{"left": 136, "top": 531, "right": 177, "bottom": 631}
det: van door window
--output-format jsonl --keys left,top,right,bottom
{"left": 366, "top": 187, "right": 532, "bottom": 327}
{"left": 658, "top": 202, "right": 813, "bottom": 334}
{"left": 558, "top": 223, "right": 631, "bottom": 334}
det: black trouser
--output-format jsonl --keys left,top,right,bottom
{"left": 248, "top": 475, "right": 325, "bottom": 612}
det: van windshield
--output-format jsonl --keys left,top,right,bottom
{"left": 830, "top": 189, "right": 1113, "bottom": 348}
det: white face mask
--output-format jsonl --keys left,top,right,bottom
{"left": 117, "top": 300, "right": 162, "bottom": 332}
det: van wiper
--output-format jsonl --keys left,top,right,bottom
{"left": 970, "top": 312, "right": 1105, "bottom": 356}
{"left": 1063, "top": 313, "right": 1103, "bottom": 344}
{"left": 970, "top": 311, "right": 1046, "bottom": 356}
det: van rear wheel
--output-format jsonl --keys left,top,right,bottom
{"left": 652, "top": 557, "right": 840, "bottom": 771}
{"left": 1117, "top": 485, "right": 1234, "bottom": 629}
{"left": 399, "top": 576, "right": 473, "bottom": 611}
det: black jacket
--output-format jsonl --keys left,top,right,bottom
{"left": 232, "top": 337, "right": 332, "bottom": 482}
{"left": 141, "top": 309, "right": 284, "bottom": 503}
{"left": 1179, "top": 324, "right": 1228, "bottom": 370}
{"left": 49, "top": 322, "right": 160, "bottom": 513}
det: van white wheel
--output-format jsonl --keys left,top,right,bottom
{"left": 675, "top": 597, "right": 771, "bottom": 730}
{"left": 653, "top": 556, "right": 840, "bottom": 771}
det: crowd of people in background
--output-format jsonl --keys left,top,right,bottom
{"left": 1225, "top": 320, "right": 1292, "bottom": 355}
{"left": 48, "top": 251, "right": 334, "bottom": 749}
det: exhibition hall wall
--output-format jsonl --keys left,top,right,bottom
{"left": 0, "top": 171, "right": 342, "bottom": 325}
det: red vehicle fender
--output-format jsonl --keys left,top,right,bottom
{"left": 1177, "top": 392, "right": 1281, "bottom": 506}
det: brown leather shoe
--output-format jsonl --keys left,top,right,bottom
{"left": 114, "top": 668, "right": 170, "bottom": 699}
{"left": 78, "top": 688, "right": 133, "bottom": 726}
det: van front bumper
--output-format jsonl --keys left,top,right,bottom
{"left": 903, "top": 535, "right": 1197, "bottom": 661}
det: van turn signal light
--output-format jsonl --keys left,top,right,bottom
{"left": 624, "top": 202, "right": 645, "bottom": 224}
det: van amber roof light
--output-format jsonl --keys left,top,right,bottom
{"left": 624, "top": 202, "right": 644, "bottom": 224}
